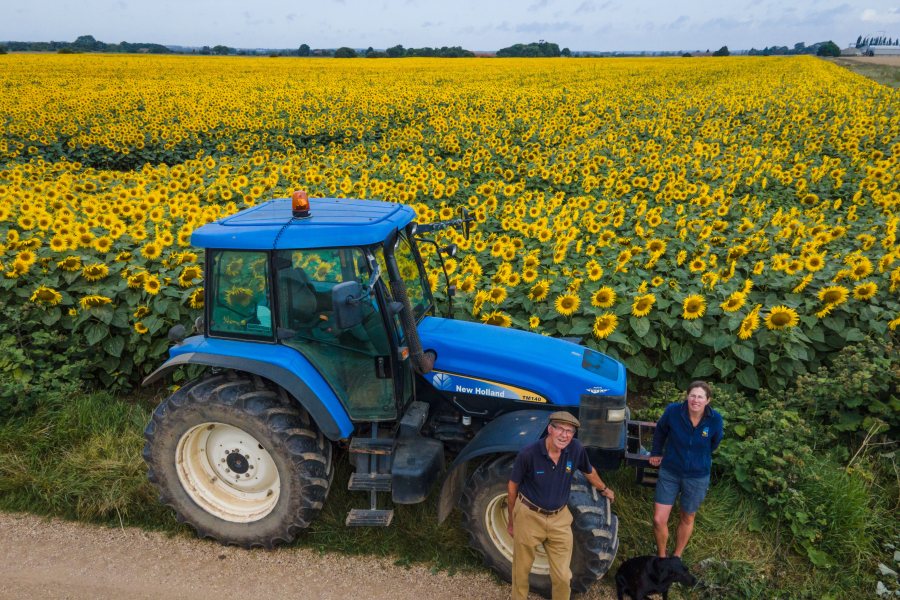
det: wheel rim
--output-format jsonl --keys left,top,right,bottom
{"left": 176, "top": 422, "right": 280, "bottom": 523}
{"left": 485, "top": 493, "right": 551, "bottom": 576}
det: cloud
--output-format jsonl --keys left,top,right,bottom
{"left": 285, "top": 13, "right": 296, "bottom": 22}
{"left": 528, "top": 0, "right": 550, "bottom": 11}
{"left": 861, "top": 7, "right": 900, "bottom": 23}
{"left": 574, "top": 1, "right": 596, "bottom": 14}
{"left": 666, "top": 15, "right": 691, "bottom": 30}
{"left": 515, "top": 20, "right": 583, "bottom": 34}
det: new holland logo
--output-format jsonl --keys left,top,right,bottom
{"left": 432, "top": 373, "right": 454, "bottom": 390}
{"left": 586, "top": 386, "right": 609, "bottom": 394}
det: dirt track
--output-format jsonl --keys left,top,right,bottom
{"left": 1, "top": 512, "right": 616, "bottom": 600}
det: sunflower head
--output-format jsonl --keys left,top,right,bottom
{"left": 720, "top": 291, "right": 746, "bottom": 313}
{"left": 631, "top": 293, "right": 655, "bottom": 317}
{"left": 529, "top": 280, "right": 551, "bottom": 302}
{"left": 30, "top": 286, "right": 62, "bottom": 306}
{"left": 682, "top": 294, "right": 707, "bottom": 320}
{"left": 765, "top": 305, "right": 799, "bottom": 330}
{"left": 592, "top": 313, "right": 618, "bottom": 339}
{"left": 818, "top": 285, "right": 849, "bottom": 306}
{"left": 554, "top": 293, "right": 580, "bottom": 317}
{"left": 853, "top": 282, "right": 877, "bottom": 301}
{"left": 591, "top": 286, "right": 617, "bottom": 308}
{"left": 481, "top": 311, "right": 512, "bottom": 328}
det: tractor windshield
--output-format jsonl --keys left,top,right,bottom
{"left": 393, "top": 233, "right": 434, "bottom": 321}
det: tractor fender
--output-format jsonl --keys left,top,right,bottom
{"left": 437, "top": 409, "right": 550, "bottom": 523}
{"left": 142, "top": 336, "right": 354, "bottom": 441}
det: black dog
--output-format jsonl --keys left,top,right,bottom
{"left": 615, "top": 555, "right": 697, "bottom": 600}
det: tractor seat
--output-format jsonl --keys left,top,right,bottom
{"left": 280, "top": 268, "right": 319, "bottom": 329}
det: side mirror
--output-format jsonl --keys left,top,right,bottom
{"left": 332, "top": 281, "right": 364, "bottom": 329}
{"left": 441, "top": 244, "right": 458, "bottom": 257}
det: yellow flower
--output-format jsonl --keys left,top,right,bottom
{"left": 804, "top": 253, "right": 825, "bottom": 272}
{"left": 889, "top": 314, "right": 900, "bottom": 331}
{"left": 591, "top": 286, "right": 616, "bottom": 308}
{"left": 80, "top": 295, "right": 113, "bottom": 309}
{"left": 178, "top": 265, "right": 203, "bottom": 287}
{"left": 852, "top": 282, "right": 877, "bottom": 301}
{"left": 81, "top": 263, "right": 109, "bottom": 282}
{"left": 144, "top": 275, "right": 162, "bottom": 295}
{"left": 481, "top": 311, "right": 512, "bottom": 327}
{"left": 133, "top": 305, "right": 151, "bottom": 319}
{"left": 682, "top": 294, "right": 706, "bottom": 320}
{"left": 226, "top": 286, "right": 254, "bottom": 307}
{"left": 592, "top": 313, "right": 618, "bottom": 339}
{"left": 529, "top": 280, "right": 551, "bottom": 302}
{"left": 30, "top": 286, "right": 62, "bottom": 306}
{"left": 188, "top": 287, "right": 205, "bottom": 309}
{"left": 585, "top": 260, "right": 604, "bottom": 281}
{"left": 765, "top": 305, "right": 799, "bottom": 330}
{"left": 554, "top": 293, "right": 580, "bottom": 317}
{"left": 818, "top": 285, "right": 849, "bottom": 307}
{"left": 134, "top": 321, "right": 149, "bottom": 334}
{"left": 488, "top": 286, "right": 508, "bottom": 304}
{"left": 141, "top": 242, "right": 162, "bottom": 260}
{"left": 57, "top": 256, "right": 82, "bottom": 272}
{"left": 631, "top": 293, "right": 655, "bottom": 317}
{"left": 738, "top": 305, "right": 762, "bottom": 340}
{"left": 529, "top": 315, "right": 540, "bottom": 329}
{"left": 720, "top": 291, "right": 746, "bottom": 313}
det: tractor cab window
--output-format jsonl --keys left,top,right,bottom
{"left": 393, "top": 233, "right": 434, "bottom": 321}
{"left": 275, "top": 248, "right": 395, "bottom": 421}
{"left": 209, "top": 250, "right": 273, "bottom": 340}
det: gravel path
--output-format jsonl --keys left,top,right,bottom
{"left": 0, "top": 512, "right": 616, "bottom": 600}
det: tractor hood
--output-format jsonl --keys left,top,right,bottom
{"left": 417, "top": 316, "right": 626, "bottom": 407}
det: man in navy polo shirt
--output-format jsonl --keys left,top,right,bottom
{"left": 507, "top": 411, "right": 615, "bottom": 600}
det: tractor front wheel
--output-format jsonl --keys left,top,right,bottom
{"left": 143, "top": 372, "right": 332, "bottom": 548}
{"left": 460, "top": 454, "right": 618, "bottom": 598}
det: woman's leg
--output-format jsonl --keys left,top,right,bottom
{"left": 673, "top": 511, "right": 696, "bottom": 557}
{"left": 653, "top": 503, "right": 673, "bottom": 557}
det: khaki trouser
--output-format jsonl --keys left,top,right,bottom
{"left": 511, "top": 498, "right": 573, "bottom": 600}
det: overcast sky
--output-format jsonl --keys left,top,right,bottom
{"left": 4, "top": 1, "right": 900, "bottom": 52}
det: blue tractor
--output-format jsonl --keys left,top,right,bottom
{"left": 143, "top": 192, "right": 647, "bottom": 596}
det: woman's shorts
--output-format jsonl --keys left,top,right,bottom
{"left": 654, "top": 467, "right": 710, "bottom": 514}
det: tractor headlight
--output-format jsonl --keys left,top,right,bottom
{"left": 606, "top": 408, "right": 627, "bottom": 422}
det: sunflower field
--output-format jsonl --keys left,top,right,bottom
{"left": 0, "top": 54, "right": 898, "bottom": 418}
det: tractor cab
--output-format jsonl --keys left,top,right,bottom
{"left": 194, "top": 193, "right": 440, "bottom": 424}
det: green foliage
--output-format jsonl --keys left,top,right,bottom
{"left": 817, "top": 42, "right": 841, "bottom": 57}
{"left": 713, "top": 46, "right": 730, "bottom": 56}
{"left": 334, "top": 47, "right": 358, "bottom": 59}
{"left": 791, "top": 336, "right": 899, "bottom": 435}
{"left": 496, "top": 41, "right": 561, "bottom": 57}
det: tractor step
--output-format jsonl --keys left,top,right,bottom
{"left": 348, "top": 472, "right": 392, "bottom": 492}
{"left": 636, "top": 467, "right": 658, "bottom": 487}
{"left": 349, "top": 437, "right": 395, "bottom": 455}
{"left": 345, "top": 508, "right": 394, "bottom": 527}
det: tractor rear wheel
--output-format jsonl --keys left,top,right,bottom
{"left": 143, "top": 372, "right": 332, "bottom": 548}
{"left": 460, "top": 454, "right": 618, "bottom": 598}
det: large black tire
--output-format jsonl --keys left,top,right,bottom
{"left": 460, "top": 455, "right": 618, "bottom": 598}
{"left": 143, "top": 372, "right": 333, "bottom": 548}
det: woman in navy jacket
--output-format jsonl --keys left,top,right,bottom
{"left": 648, "top": 381, "right": 724, "bottom": 558}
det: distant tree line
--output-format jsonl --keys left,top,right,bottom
{"left": 747, "top": 41, "right": 840, "bottom": 57}
{"left": 3, "top": 34, "right": 172, "bottom": 54}
{"left": 855, "top": 35, "right": 898, "bottom": 47}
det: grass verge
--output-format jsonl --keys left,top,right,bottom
{"left": 827, "top": 57, "right": 900, "bottom": 88}
{"left": 0, "top": 389, "right": 891, "bottom": 598}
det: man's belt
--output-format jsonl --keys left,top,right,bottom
{"left": 518, "top": 493, "right": 565, "bottom": 516}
